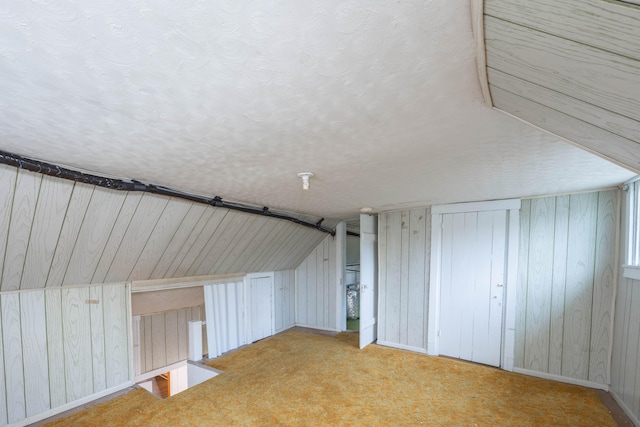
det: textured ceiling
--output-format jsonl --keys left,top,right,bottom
{"left": 0, "top": 0, "right": 634, "bottom": 219}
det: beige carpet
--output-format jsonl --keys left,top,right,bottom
{"left": 46, "top": 330, "right": 617, "bottom": 426}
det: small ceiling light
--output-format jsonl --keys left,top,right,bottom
{"left": 360, "top": 207, "right": 373, "bottom": 213}
{"left": 297, "top": 172, "right": 314, "bottom": 190}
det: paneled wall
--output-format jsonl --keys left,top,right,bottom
{"left": 0, "top": 283, "right": 130, "bottom": 426}
{"left": 515, "top": 190, "right": 618, "bottom": 386}
{"left": 274, "top": 270, "right": 295, "bottom": 333}
{"left": 485, "top": 0, "right": 640, "bottom": 172}
{"left": 296, "top": 236, "right": 338, "bottom": 331}
{"left": 204, "top": 281, "right": 246, "bottom": 359}
{"left": 377, "top": 208, "right": 430, "bottom": 353}
{"left": 134, "top": 305, "right": 206, "bottom": 376}
{"left": 610, "top": 192, "right": 640, "bottom": 424}
{"left": 0, "top": 164, "right": 332, "bottom": 291}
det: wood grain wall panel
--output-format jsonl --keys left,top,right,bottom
{"left": 623, "top": 284, "right": 640, "bottom": 416}
{"left": 283, "top": 229, "right": 328, "bottom": 272}
{"left": 0, "top": 301, "right": 6, "bottom": 426}
{"left": 103, "top": 283, "right": 129, "bottom": 387}
{"left": 161, "top": 208, "right": 216, "bottom": 278}
{"left": 210, "top": 217, "right": 269, "bottom": 275}
{"left": 90, "top": 193, "right": 143, "bottom": 284}
{"left": 204, "top": 214, "right": 260, "bottom": 274}
{"left": 45, "top": 289, "right": 66, "bottom": 408}
{"left": 21, "top": 176, "right": 73, "bottom": 290}
{"left": 20, "top": 290, "right": 50, "bottom": 417}
{"left": 258, "top": 224, "right": 298, "bottom": 272}
{"left": 192, "top": 212, "right": 247, "bottom": 276}
{"left": 514, "top": 198, "right": 529, "bottom": 368}
{"left": 1, "top": 170, "right": 41, "bottom": 291}
{"left": 486, "top": 16, "right": 640, "bottom": 122}
{"left": 59, "top": 188, "right": 125, "bottom": 287}
{"left": 148, "top": 204, "right": 207, "bottom": 279}
{"left": 488, "top": 69, "right": 640, "bottom": 144}
{"left": 516, "top": 191, "right": 616, "bottom": 386}
{"left": 104, "top": 194, "right": 169, "bottom": 282}
{"left": 562, "top": 193, "right": 598, "bottom": 380}
{"left": 295, "top": 235, "right": 338, "bottom": 330}
{"left": 128, "top": 198, "right": 192, "bottom": 281}
{"left": 177, "top": 308, "right": 189, "bottom": 361}
{"left": 1, "top": 293, "right": 25, "bottom": 423}
{"left": 45, "top": 183, "right": 94, "bottom": 288}
{"left": 151, "top": 313, "right": 167, "bottom": 370}
{"left": 382, "top": 211, "right": 402, "bottom": 343}
{"left": 62, "top": 287, "right": 92, "bottom": 402}
{"left": 89, "top": 286, "right": 106, "bottom": 393}
{"left": 589, "top": 191, "right": 617, "bottom": 384}
{"left": 373, "top": 208, "right": 430, "bottom": 351}
{"left": 178, "top": 209, "right": 230, "bottom": 277}
{"left": 0, "top": 166, "right": 17, "bottom": 295}
{"left": 524, "top": 198, "right": 555, "bottom": 372}
{"left": 226, "top": 217, "right": 275, "bottom": 274}
{"left": 407, "top": 209, "right": 429, "bottom": 349}
{"left": 142, "top": 315, "right": 153, "bottom": 374}
{"left": 242, "top": 221, "right": 288, "bottom": 273}
{"left": 549, "top": 195, "right": 569, "bottom": 376}
{"left": 485, "top": 0, "right": 640, "bottom": 60}
{"left": 377, "top": 213, "right": 388, "bottom": 341}
{"left": 491, "top": 86, "right": 640, "bottom": 173}
{"left": 164, "top": 309, "right": 179, "bottom": 365}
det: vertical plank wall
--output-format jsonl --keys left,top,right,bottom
{"left": 515, "top": 190, "right": 618, "bottom": 386}
{"left": 610, "top": 191, "right": 640, "bottom": 423}
{"left": 274, "top": 270, "right": 296, "bottom": 333}
{"left": 296, "top": 236, "right": 337, "bottom": 331}
{"left": 0, "top": 164, "right": 331, "bottom": 292}
{"left": 135, "top": 304, "right": 207, "bottom": 376}
{"left": 0, "top": 283, "right": 130, "bottom": 426}
{"left": 377, "top": 208, "right": 430, "bottom": 352}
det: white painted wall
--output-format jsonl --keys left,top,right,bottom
{"left": 377, "top": 208, "right": 430, "bottom": 353}
{"left": 0, "top": 283, "right": 131, "bottom": 427}
{"left": 295, "top": 235, "right": 338, "bottom": 331}
{"left": 610, "top": 190, "right": 640, "bottom": 425}
{"left": 514, "top": 191, "right": 617, "bottom": 387}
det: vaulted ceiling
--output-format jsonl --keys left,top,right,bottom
{"left": 0, "top": 0, "right": 635, "bottom": 220}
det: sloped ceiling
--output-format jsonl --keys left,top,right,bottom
{"left": 485, "top": 0, "right": 640, "bottom": 172}
{"left": 0, "top": 0, "right": 634, "bottom": 220}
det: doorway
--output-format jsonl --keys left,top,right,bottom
{"left": 345, "top": 224, "right": 360, "bottom": 331}
{"left": 428, "top": 200, "right": 520, "bottom": 369}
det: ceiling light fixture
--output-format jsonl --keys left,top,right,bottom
{"left": 297, "top": 172, "right": 314, "bottom": 190}
{"left": 360, "top": 207, "right": 373, "bottom": 213}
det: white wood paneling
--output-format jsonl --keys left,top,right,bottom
{"left": 20, "top": 290, "right": 50, "bottom": 417}
{"left": 485, "top": 0, "right": 640, "bottom": 60}
{"left": 377, "top": 208, "right": 429, "bottom": 352}
{"left": 1, "top": 293, "right": 26, "bottom": 423}
{"left": 1, "top": 170, "right": 41, "bottom": 292}
{"left": 0, "top": 299, "right": 6, "bottom": 426}
{"left": 0, "top": 284, "right": 131, "bottom": 426}
{"left": 61, "top": 188, "right": 126, "bottom": 286}
{"left": 295, "top": 235, "right": 338, "bottom": 331}
{"left": 486, "top": 16, "right": 640, "bottom": 123}
{"left": 46, "top": 183, "right": 95, "bottom": 288}
{"left": 517, "top": 190, "right": 617, "bottom": 385}
{"left": 485, "top": 1, "right": 640, "bottom": 173}
{"left": 21, "top": 176, "right": 73, "bottom": 290}
{"left": 274, "top": 270, "right": 295, "bottom": 333}
{"left": 0, "top": 165, "right": 329, "bottom": 291}
{"left": 62, "top": 287, "right": 93, "bottom": 401}
{"left": 137, "top": 303, "right": 206, "bottom": 374}
{"left": 45, "top": 289, "right": 66, "bottom": 408}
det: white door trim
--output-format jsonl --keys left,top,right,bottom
{"left": 427, "top": 199, "right": 520, "bottom": 371}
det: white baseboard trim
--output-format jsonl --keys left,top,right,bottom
{"left": 513, "top": 368, "right": 609, "bottom": 391}
{"left": 610, "top": 389, "right": 640, "bottom": 426}
{"left": 376, "top": 340, "right": 427, "bottom": 354}
{"left": 14, "top": 381, "right": 134, "bottom": 427}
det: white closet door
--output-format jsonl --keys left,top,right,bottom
{"left": 247, "top": 274, "right": 274, "bottom": 343}
{"left": 438, "top": 209, "right": 508, "bottom": 367}
{"left": 359, "top": 214, "right": 377, "bottom": 349}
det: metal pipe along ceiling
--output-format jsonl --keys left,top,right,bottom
{"left": 0, "top": 150, "right": 336, "bottom": 236}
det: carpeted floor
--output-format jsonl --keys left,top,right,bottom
{"left": 45, "top": 330, "right": 618, "bottom": 426}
